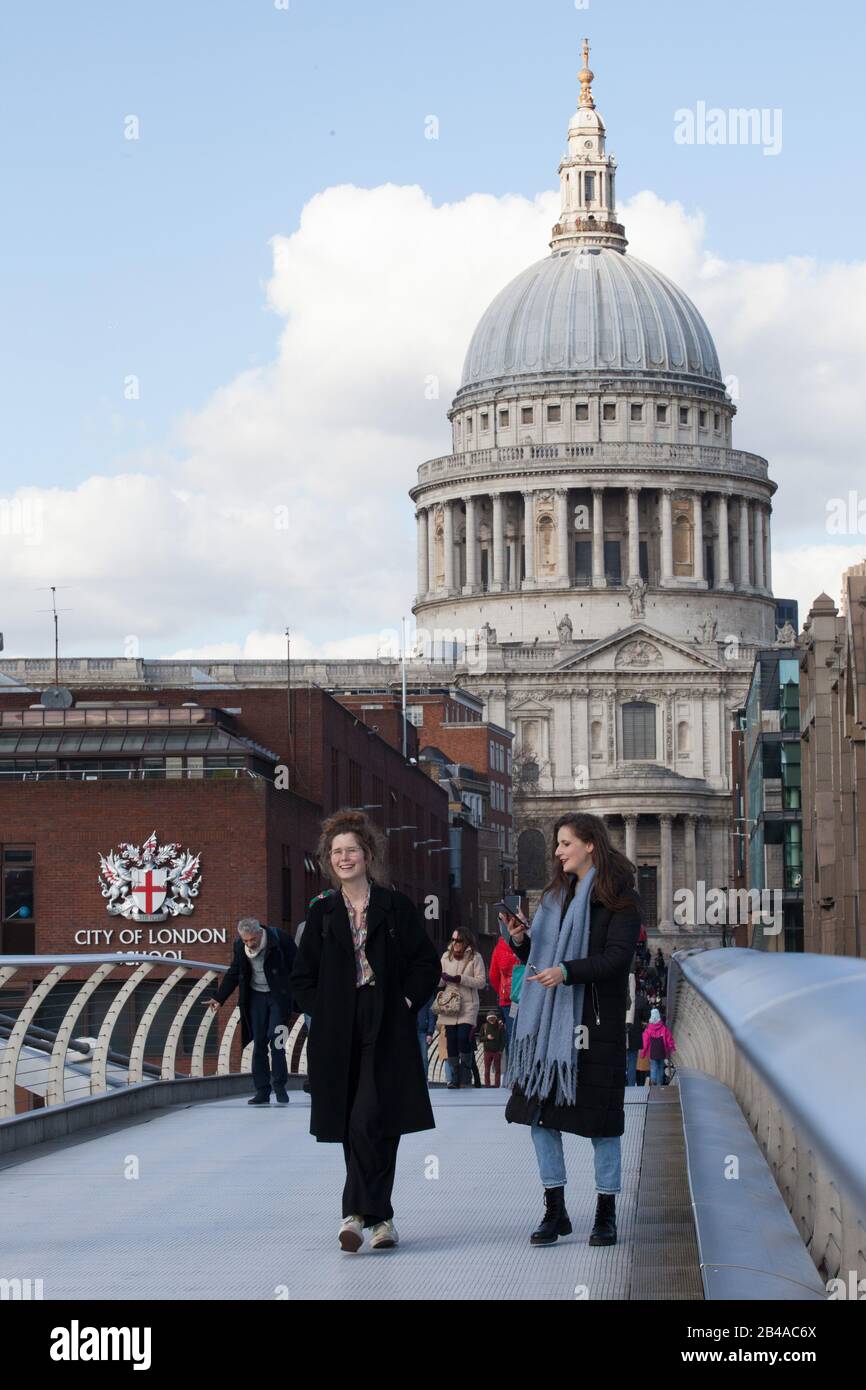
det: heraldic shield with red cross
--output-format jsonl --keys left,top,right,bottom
{"left": 131, "top": 867, "right": 168, "bottom": 918}
{"left": 98, "top": 831, "right": 202, "bottom": 922}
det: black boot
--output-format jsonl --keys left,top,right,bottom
{"left": 530, "top": 1186, "right": 573, "bottom": 1245}
{"left": 588, "top": 1192, "right": 617, "bottom": 1246}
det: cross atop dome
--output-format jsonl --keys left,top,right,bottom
{"left": 549, "top": 40, "right": 628, "bottom": 254}
{"left": 578, "top": 37, "right": 595, "bottom": 109}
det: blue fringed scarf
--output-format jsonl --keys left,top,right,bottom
{"left": 507, "top": 867, "right": 595, "bottom": 1106}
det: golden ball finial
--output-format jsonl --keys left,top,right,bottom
{"left": 578, "top": 37, "right": 595, "bottom": 109}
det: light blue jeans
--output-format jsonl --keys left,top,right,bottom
{"left": 650, "top": 1057, "right": 666, "bottom": 1085}
{"left": 530, "top": 1113, "right": 621, "bottom": 1194}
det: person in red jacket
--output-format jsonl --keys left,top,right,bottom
{"left": 489, "top": 926, "right": 521, "bottom": 1057}
{"left": 640, "top": 1008, "right": 676, "bottom": 1086}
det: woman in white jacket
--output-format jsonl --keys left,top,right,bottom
{"left": 439, "top": 927, "right": 486, "bottom": 1088}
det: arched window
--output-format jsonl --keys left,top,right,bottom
{"left": 433, "top": 523, "right": 445, "bottom": 588}
{"left": 518, "top": 829, "right": 547, "bottom": 889}
{"left": 521, "top": 720, "right": 539, "bottom": 755}
{"left": 677, "top": 719, "right": 691, "bottom": 754}
{"left": 622, "top": 702, "right": 656, "bottom": 760}
{"left": 673, "top": 514, "right": 693, "bottom": 573}
{"left": 591, "top": 720, "right": 603, "bottom": 755}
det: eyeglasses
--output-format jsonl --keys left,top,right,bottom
{"left": 451, "top": 937, "right": 465, "bottom": 944}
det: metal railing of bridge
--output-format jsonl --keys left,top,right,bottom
{"left": 668, "top": 946, "right": 866, "bottom": 1283}
{"left": 0, "top": 953, "right": 466, "bottom": 1119}
{"left": 0, "top": 954, "right": 304, "bottom": 1116}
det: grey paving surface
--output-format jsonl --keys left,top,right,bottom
{"left": 0, "top": 1087, "right": 651, "bottom": 1301}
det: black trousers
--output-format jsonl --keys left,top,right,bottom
{"left": 342, "top": 983, "right": 400, "bottom": 1226}
{"left": 250, "top": 989, "right": 288, "bottom": 1093}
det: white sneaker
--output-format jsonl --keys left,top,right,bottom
{"left": 339, "top": 1214, "right": 364, "bottom": 1252}
{"left": 369, "top": 1219, "right": 398, "bottom": 1249}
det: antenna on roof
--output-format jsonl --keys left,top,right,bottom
{"left": 285, "top": 625, "right": 294, "bottom": 779}
{"left": 37, "top": 586, "right": 73, "bottom": 688}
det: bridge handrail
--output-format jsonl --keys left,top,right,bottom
{"left": 0, "top": 952, "right": 245, "bottom": 1118}
{"left": 668, "top": 946, "right": 866, "bottom": 1269}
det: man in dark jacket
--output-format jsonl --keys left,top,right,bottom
{"left": 209, "top": 917, "right": 297, "bottom": 1105}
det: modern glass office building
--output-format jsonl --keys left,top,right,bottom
{"left": 743, "top": 649, "right": 803, "bottom": 951}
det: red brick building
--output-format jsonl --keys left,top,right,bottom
{"left": 335, "top": 685, "right": 514, "bottom": 947}
{"left": 0, "top": 683, "right": 451, "bottom": 962}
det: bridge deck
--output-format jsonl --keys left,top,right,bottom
{"left": 0, "top": 1085, "right": 701, "bottom": 1301}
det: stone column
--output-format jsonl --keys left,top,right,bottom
{"left": 712, "top": 820, "right": 728, "bottom": 894}
{"left": 627, "top": 486, "right": 641, "bottom": 581}
{"left": 717, "top": 493, "right": 732, "bottom": 589}
{"left": 427, "top": 507, "right": 437, "bottom": 591}
{"left": 463, "top": 496, "right": 477, "bottom": 594}
{"left": 416, "top": 507, "right": 428, "bottom": 598}
{"left": 553, "top": 695, "right": 572, "bottom": 791}
{"left": 693, "top": 492, "right": 705, "bottom": 584}
{"left": 704, "top": 815, "right": 716, "bottom": 889}
{"left": 739, "top": 497, "right": 750, "bottom": 589}
{"left": 625, "top": 813, "right": 638, "bottom": 866}
{"left": 443, "top": 500, "right": 455, "bottom": 592}
{"left": 764, "top": 507, "right": 773, "bottom": 594}
{"left": 660, "top": 488, "right": 674, "bottom": 585}
{"left": 753, "top": 501, "right": 765, "bottom": 590}
{"left": 522, "top": 489, "right": 536, "bottom": 587}
{"left": 684, "top": 814, "right": 697, "bottom": 912}
{"left": 555, "top": 488, "right": 570, "bottom": 585}
{"left": 696, "top": 815, "right": 708, "bottom": 890}
{"left": 659, "top": 813, "right": 674, "bottom": 932}
{"left": 491, "top": 492, "right": 504, "bottom": 592}
{"left": 592, "top": 487, "right": 607, "bottom": 587}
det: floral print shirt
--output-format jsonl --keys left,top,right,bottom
{"left": 342, "top": 881, "right": 375, "bottom": 988}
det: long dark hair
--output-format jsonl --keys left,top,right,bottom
{"left": 446, "top": 925, "right": 477, "bottom": 961}
{"left": 542, "top": 812, "right": 637, "bottom": 911}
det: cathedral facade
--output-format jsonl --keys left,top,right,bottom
{"left": 409, "top": 44, "right": 777, "bottom": 941}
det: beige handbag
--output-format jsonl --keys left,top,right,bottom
{"left": 432, "top": 983, "right": 461, "bottom": 1017}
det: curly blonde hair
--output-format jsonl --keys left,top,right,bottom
{"left": 317, "top": 808, "right": 388, "bottom": 888}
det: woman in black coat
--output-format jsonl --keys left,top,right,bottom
{"left": 501, "top": 812, "right": 641, "bottom": 1249}
{"left": 291, "top": 809, "right": 441, "bottom": 1253}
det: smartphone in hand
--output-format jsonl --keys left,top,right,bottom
{"left": 494, "top": 898, "right": 529, "bottom": 933}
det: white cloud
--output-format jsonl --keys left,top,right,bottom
{"left": 166, "top": 628, "right": 403, "bottom": 662}
{"left": 771, "top": 544, "right": 866, "bottom": 622}
{"left": 2, "top": 178, "right": 865, "bottom": 656}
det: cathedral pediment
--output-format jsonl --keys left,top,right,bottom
{"left": 508, "top": 694, "right": 554, "bottom": 715}
{"left": 554, "top": 624, "right": 724, "bottom": 673}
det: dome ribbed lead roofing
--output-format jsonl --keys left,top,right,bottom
{"left": 459, "top": 246, "right": 722, "bottom": 391}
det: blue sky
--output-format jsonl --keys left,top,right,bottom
{"left": 1, "top": 0, "right": 862, "bottom": 494}
{"left": 1, "top": 0, "right": 865, "bottom": 657}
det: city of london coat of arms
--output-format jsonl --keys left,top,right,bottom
{"left": 98, "top": 831, "right": 203, "bottom": 922}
